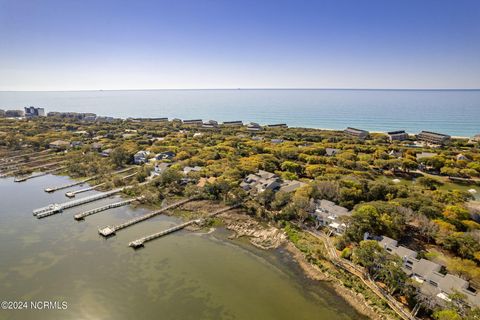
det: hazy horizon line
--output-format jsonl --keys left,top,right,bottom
{"left": 1, "top": 87, "right": 480, "bottom": 93}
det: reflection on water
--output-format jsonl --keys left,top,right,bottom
{"left": 0, "top": 175, "right": 365, "bottom": 320}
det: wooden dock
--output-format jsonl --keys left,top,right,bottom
{"left": 14, "top": 166, "right": 67, "bottom": 182}
{"left": 47, "top": 167, "right": 135, "bottom": 193}
{"left": 0, "top": 150, "right": 51, "bottom": 164}
{"left": 65, "top": 183, "right": 106, "bottom": 198}
{"left": 34, "top": 187, "right": 126, "bottom": 218}
{"left": 0, "top": 160, "right": 66, "bottom": 178}
{"left": 0, "top": 153, "right": 57, "bottom": 171}
{"left": 128, "top": 205, "right": 238, "bottom": 248}
{"left": 74, "top": 196, "right": 144, "bottom": 220}
{"left": 98, "top": 198, "right": 192, "bottom": 237}
{"left": 45, "top": 176, "right": 96, "bottom": 193}
{"left": 129, "top": 219, "right": 202, "bottom": 248}
{"left": 65, "top": 168, "right": 137, "bottom": 197}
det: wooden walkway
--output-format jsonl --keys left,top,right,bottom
{"left": 128, "top": 204, "right": 239, "bottom": 248}
{"left": 0, "top": 153, "right": 57, "bottom": 171}
{"left": 74, "top": 196, "right": 144, "bottom": 220}
{"left": 48, "top": 167, "right": 135, "bottom": 193}
{"left": 65, "top": 168, "right": 136, "bottom": 198}
{"left": 45, "top": 176, "right": 96, "bottom": 193}
{"left": 0, "top": 160, "right": 66, "bottom": 178}
{"left": 14, "top": 166, "right": 67, "bottom": 182}
{"left": 98, "top": 198, "right": 192, "bottom": 237}
{"left": 0, "top": 150, "right": 51, "bottom": 164}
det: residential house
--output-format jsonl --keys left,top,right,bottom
{"left": 417, "top": 131, "right": 451, "bottom": 145}
{"left": 279, "top": 180, "right": 306, "bottom": 193}
{"left": 154, "top": 162, "right": 171, "bottom": 175}
{"left": 202, "top": 120, "right": 218, "bottom": 128}
{"left": 344, "top": 127, "right": 369, "bottom": 139}
{"left": 133, "top": 151, "right": 150, "bottom": 164}
{"left": 49, "top": 140, "right": 70, "bottom": 150}
{"left": 91, "top": 142, "right": 103, "bottom": 152}
{"left": 389, "top": 150, "right": 403, "bottom": 158}
{"left": 183, "top": 166, "right": 203, "bottom": 175}
{"left": 155, "top": 151, "right": 175, "bottom": 161}
{"left": 387, "top": 130, "right": 409, "bottom": 141}
{"left": 373, "top": 235, "right": 480, "bottom": 308}
{"left": 100, "top": 149, "right": 112, "bottom": 157}
{"left": 312, "top": 200, "right": 351, "bottom": 235}
{"left": 325, "top": 148, "right": 340, "bottom": 156}
{"left": 240, "top": 170, "right": 282, "bottom": 193}
{"left": 246, "top": 122, "right": 262, "bottom": 131}
{"left": 71, "top": 141, "right": 83, "bottom": 148}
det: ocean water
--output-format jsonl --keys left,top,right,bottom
{"left": 0, "top": 89, "right": 479, "bottom": 136}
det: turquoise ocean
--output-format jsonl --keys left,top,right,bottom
{"left": 0, "top": 89, "right": 479, "bottom": 136}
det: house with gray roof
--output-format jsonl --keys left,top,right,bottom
{"left": 134, "top": 151, "right": 150, "bottom": 164}
{"left": 373, "top": 235, "right": 480, "bottom": 308}
{"left": 312, "top": 200, "right": 351, "bottom": 235}
{"left": 325, "top": 148, "right": 340, "bottom": 156}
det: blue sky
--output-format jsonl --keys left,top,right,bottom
{"left": 0, "top": 0, "right": 479, "bottom": 90}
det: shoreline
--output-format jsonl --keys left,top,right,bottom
{"left": 1, "top": 114, "right": 477, "bottom": 139}
{"left": 216, "top": 210, "right": 386, "bottom": 320}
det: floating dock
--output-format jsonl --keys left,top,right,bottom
{"left": 128, "top": 205, "right": 238, "bottom": 248}
{"left": 74, "top": 196, "right": 144, "bottom": 220}
{"left": 98, "top": 198, "right": 192, "bottom": 237}
{"left": 34, "top": 187, "right": 126, "bottom": 218}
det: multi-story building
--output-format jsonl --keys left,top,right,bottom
{"left": 24, "top": 106, "right": 45, "bottom": 117}
{"left": 372, "top": 235, "right": 480, "bottom": 308}
{"left": 387, "top": 130, "right": 409, "bottom": 141}
{"left": 312, "top": 200, "right": 351, "bottom": 235}
{"left": 417, "top": 131, "right": 451, "bottom": 145}
{"left": 344, "top": 127, "right": 369, "bottom": 139}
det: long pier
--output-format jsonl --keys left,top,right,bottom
{"left": 34, "top": 187, "right": 126, "bottom": 218}
{"left": 65, "top": 169, "right": 137, "bottom": 198}
{"left": 74, "top": 196, "right": 144, "bottom": 220}
{"left": 46, "top": 167, "right": 135, "bottom": 193}
{"left": 98, "top": 198, "right": 192, "bottom": 237}
{"left": 128, "top": 205, "right": 238, "bottom": 248}
{"left": 0, "top": 160, "right": 66, "bottom": 178}
{"left": 45, "top": 176, "right": 96, "bottom": 193}
{"left": 0, "top": 150, "right": 51, "bottom": 164}
{"left": 0, "top": 153, "right": 58, "bottom": 171}
{"left": 14, "top": 166, "right": 67, "bottom": 182}
{"left": 65, "top": 183, "right": 106, "bottom": 198}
